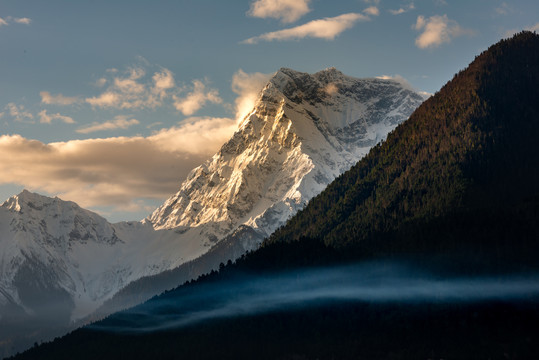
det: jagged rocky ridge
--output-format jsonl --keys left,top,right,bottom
{"left": 148, "top": 67, "right": 423, "bottom": 246}
{"left": 0, "top": 67, "right": 424, "bottom": 357}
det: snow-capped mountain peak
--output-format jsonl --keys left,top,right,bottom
{"left": 1, "top": 189, "right": 120, "bottom": 246}
{"left": 2, "top": 189, "right": 59, "bottom": 213}
{"left": 1, "top": 68, "right": 424, "bottom": 357}
{"left": 148, "top": 68, "right": 424, "bottom": 246}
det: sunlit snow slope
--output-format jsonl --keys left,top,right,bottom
{"left": 149, "top": 68, "right": 423, "bottom": 247}
{"left": 0, "top": 67, "right": 423, "bottom": 331}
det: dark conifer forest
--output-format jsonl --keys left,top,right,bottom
{"left": 266, "top": 31, "right": 539, "bottom": 264}
{"left": 10, "top": 32, "right": 539, "bottom": 360}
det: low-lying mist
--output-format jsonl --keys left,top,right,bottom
{"left": 89, "top": 261, "right": 539, "bottom": 334}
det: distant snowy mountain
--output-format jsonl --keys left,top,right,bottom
{"left": 0, "top": 67, "right": 423, "bottom": 357}
{"left": 0, "top": 190, "right": 211, "bottom": 357}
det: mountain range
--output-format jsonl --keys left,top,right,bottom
{"left": 8, "top": 31, "right": 539, "bottom": 360}
{"left": 0, "top": 67, "right": 423, "bottom": 357}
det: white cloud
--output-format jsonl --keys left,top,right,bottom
{"left": 173, "top": 80, "right": 222, "bottom": 116}
{"left": 40, "top": 91, "right": 81, "bottom": 106}
{"left": 13, "top": 17, "right": 31, "bottom": 24}
{"left": 149, "top": 117, "right": 237, "bottom": 154}
{"left": 113, "top": 71, "right": 145, "bottom": 94}
{"left": 0, "top": 69, "right": 274, "bottom": 215}
{"left": 152, "top": 68, "right": 176, "bottom": 98}
{"left": 5, "top": 103, "right": 34, "bottom": 122}
{"left": 413, "top": 14, "right": 472, "bottom": 49}
{"left": 86, "top": 92, "right": 120, "bottom": 108}
{"left": 375, "top": 74, "right": 416, "bottom": 91}
{"left": 389, "top": 3, "right": 415, "bottom": 15}
{"left": 0, "top": 16, "right": 32, "bottom": 26}
{"left": 95, "top": 78, "right": 107, "bottom": 87}
{"left": 247, "top": 0, "right": 311, "bottom": 23}
{"left": 0, "top": 117, "right": 238, "bottom": 213}
{"left": 363, "top": 6, "right": 379, "bottom": 16}
{"left": 376, "top": 74, "right": 431, "bottom": 98}
{"left": 76, "top": 115, "right": 139, "bottom": 134}
{"left": 231, "top": 69, "right": 273, "bottom": 122}
{"left": 86, "top": 66, "right": 173, "bottom": 110}
{"left": 85, "top": 65, "right": 216, "bottom": 114}
{"left": 38, "top": 110, "right": 75, "bottom": 124}
{"left": 243, "top": 13, "right": 369, "bottom": 44}
{"left": 44, "top": 62, "right": 222, "bottom": 117}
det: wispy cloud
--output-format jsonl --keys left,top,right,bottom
{"left": 0, "top": 70, "right": 271, "bottom": 215}
{"left": 86, "top": 92, "right": 120, "bottom": 108}
{"left": 86, "top": 66, "right": 173, "bottom": 110}
{"left": 243, "top": 13, "right": 369, "bottom": 44}
{"left": 247, "top": 0, "right": 311, "bottom": 23}
{"left": 76, "top": 115, "right": 139, "bottom": 134}
{"left": 40, "top": 91, "right": 81, "bottom": 106}
{"left": 38, "top": 110, "right": 75, "bottom": 124}
{"left": 363, "top": 6, "right": 379, "bottom": 16}
{"left": 375, "top": 74, "right": 414, "bottom": 88}
{"left": 504, "top": 23, "right": 539, "bottom": 38}
{"left": 376, "top": 74, "right": 432, "bottom": 99}
{"left": 173, "top": 80, "right": 222, "bottom": 116}
{"left": 0, "top": 118, "right": 237, "bottom": 213}
{"left": 146, "top": 122, "right": 163, "bottom": 129}
{"left": 152, "top": 68, "right": 175, "bottom": 98}
{"left": 413, "top": 14, "right": 472, "bottom": 49}
{"left": 530, "top": 23, "right": 539, "bottom": 32}
{"left": 95, "top": 78, "right": 107, "bottom": 87}
{"left": 5, "top": 103, "right": 34, "bottom": 122}
{"left": 84, "top": 65, "right": 219, "bottom": 116}
{"left": 13, "top": 17, "right": 31, "bottom": 25}
{"left": 389, "top": 3, "right": 415, "bottom": 15}
{"left": 0, "top": 16, "right": 32, "bottom": 26}
{"left": 231, "top": 69, "right": 273, "bottom": 121}
{"left": 494, "top": 2, "right": 514, "bottom": 16}
{"left": 38, "top": 61, "right": 229, "bottom": 122}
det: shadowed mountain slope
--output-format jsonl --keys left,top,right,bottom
{"left": 264, "top": 31, "right": 539, "bottom": 264}
{"left": 9, "top": 31, "right": 539, "bottom": 360}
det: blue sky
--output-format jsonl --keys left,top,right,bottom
{"left": 0, "top": 0, "right": 537, "bottom": 222}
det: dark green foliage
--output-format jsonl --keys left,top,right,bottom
{"left": 266, "top": 31, "right": 539, "bottom": 257}
{"left": 9, "top": 32, "right": 539, "bottom": 360}
{"left": 10, "top": 301, "right": 539, "bottom": 360}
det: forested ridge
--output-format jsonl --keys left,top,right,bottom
{"left": 264, "top": 31, "right": 539, "bottom": 262}
{"left": 9, "top": 31, "right": 539, "bottom": 360}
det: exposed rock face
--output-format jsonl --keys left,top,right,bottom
{"left": 149, "top": 67, "right": 424, "bottom": 248}
{"left": 0, "top": 68, "right": 423, "bottom": 323}
{"left": 0, "top": 67, "right": 424, "bottom": 358}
